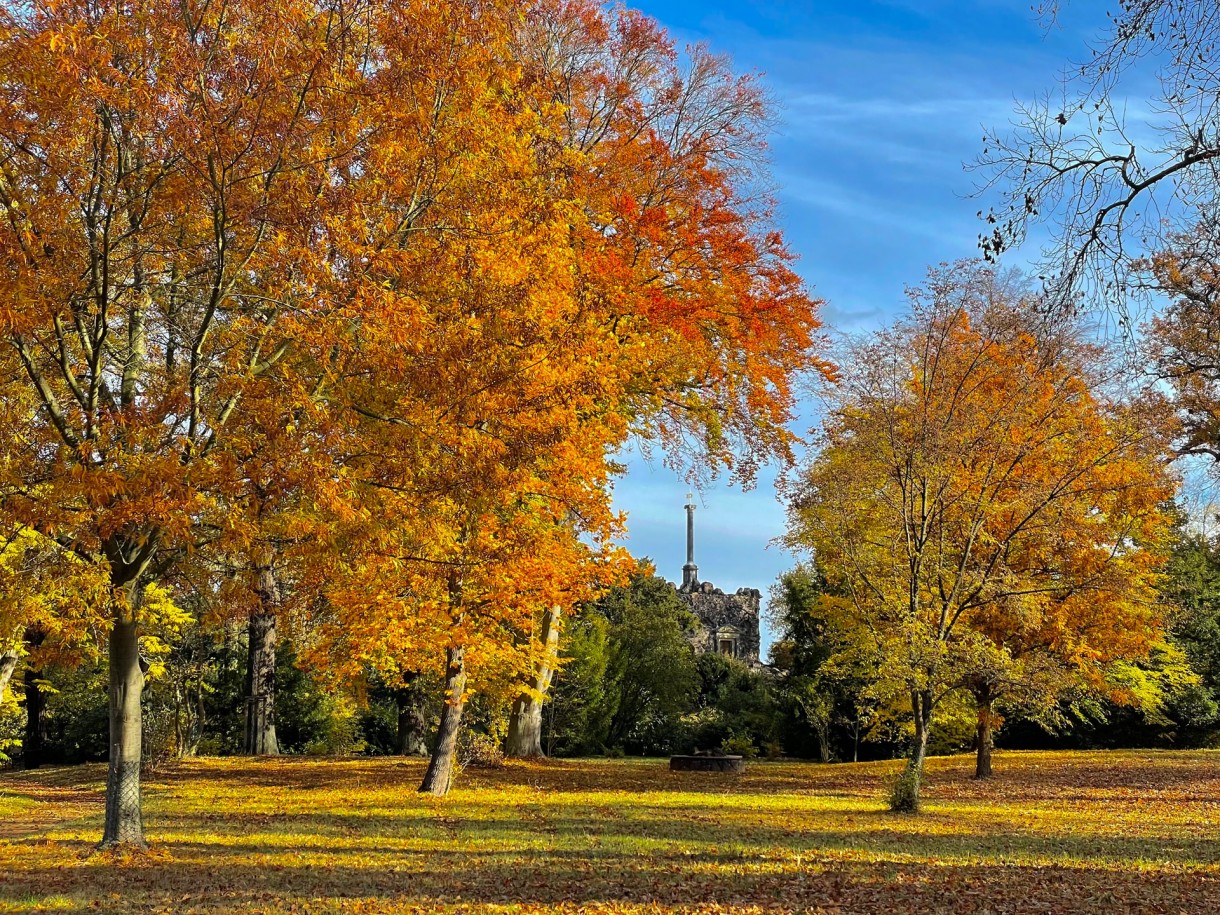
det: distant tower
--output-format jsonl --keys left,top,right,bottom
{"left": 681, "top": 492, "right": 699, "bottom": 591}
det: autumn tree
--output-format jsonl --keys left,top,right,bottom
{"left": 977, "top": 0, "right": 1220, "bottom": 307}
{"left": 0, "top": 0, "right": 434, "bottom": 846}
{"left": 294, "top": 0, "right": 831, "bottom": 786}
{"left": 785, "top": 263, "right": 1175, "bottom": 809}
{"left": 484, "top": 1, "right": 833, "bottom": 756}
{"left": 1147, "top": 227, "right": 1220, "bottom": 470}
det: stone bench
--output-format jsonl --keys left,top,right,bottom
{"left": 669, "top": 754, "right": 745, "bottom": 773}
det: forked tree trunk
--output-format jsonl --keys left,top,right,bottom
{"left": 396, "top": 673, "right": 429, "bottom": 757}
{"left": 244, "top": 556, "right": 279, "bottom": 756}
{"left": 505, "top": 605, "right": 561, "bottom": 759}
{"left": 975, "top": 689, "right": 995, "bottom": 779}
{"left": 102, "top": 615, "right": 146, "bottom": 848}
{"left": 418, "top": 644, "right": 466, "bottom": 796}
{"left": 0, "top": 650, "right": 17, "bottom": 705}
{"left": 815, "top": 724, "right": 831, "bottom": 764}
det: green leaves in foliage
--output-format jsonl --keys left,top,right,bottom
{"left": 550, "top": 572, "right": 699, "bottom": 755}
{"left": 1160, "top": 531, "right": 1220, "bottom": 741}
{"left": 768, "top": 565, "right": 878, "bottom": 761}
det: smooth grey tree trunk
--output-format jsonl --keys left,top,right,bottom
{"left": 396, "top": 673, "right": 428, "bottom": 757}
{"left": 102, "top": 615, "right": 146, "bottom": 848}
{"left": 419, "top": 644, "right": 466, "bottom": 796}
{"left": 0, "top": 650, "right": 17, "bottom": 705}
{"left": 244, "top": 557, "right": 279, "bottom": 756}
{"left": 975, "top": 692, "right": 995, "bottom": 779}
{"left": 505, "top": 605, "right": 561, "bottom": 759}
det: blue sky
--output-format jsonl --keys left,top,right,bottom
{"left": 610, "top": 1, "right": 1109, "bottom": 649}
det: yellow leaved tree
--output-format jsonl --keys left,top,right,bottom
{"left": 785, "top": 263, "right": 1176, "bottom": 809}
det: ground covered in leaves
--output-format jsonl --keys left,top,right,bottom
{"left": 1, "top": 750, "right": 1218, "bottom": 913}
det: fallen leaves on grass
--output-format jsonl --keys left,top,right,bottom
{"left": 1, "top": 751, "right": 1218, "bottom": 913}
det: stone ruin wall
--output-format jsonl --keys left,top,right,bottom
{"left": 676, "top": 583, "right": 762, "bottom": 667}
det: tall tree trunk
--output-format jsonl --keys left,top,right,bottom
{"left": 396, "top": 672, "right": 428, "bottom": 757}
{"left": 891, "top": 689, "right": 932, "bottom": 812}
{"left": 0, "top": 649, "right": 17, "bottom": 705}
{"left": 244, "top": 556, "right": 279, "bottom": 756}
{"left": 418, "top": 644, "right": 466, "bottom": 796}
{"left": 102, "top": 615, "right": 146, "bottom": 848}
{"left": 174, "top": 683, "right": 185, "bottom": 759}
{"left": 22, "top": 628, "right": 47, "bottom": 770}
{"left": 245, "top": 612, "right": 278, "bottom": 755}
{"left": 975, "top": 689, "right": 995, "bottom": 779}
{"left": 505, "top": 605, "right": 561, "bottom": 759}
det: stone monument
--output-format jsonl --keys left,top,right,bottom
{"left": 674, "top": 494, "right": 762, "bottom": 668}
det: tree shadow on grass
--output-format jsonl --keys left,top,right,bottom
{"left": 0, "top": 845, "right": 1216, "bottom": 914}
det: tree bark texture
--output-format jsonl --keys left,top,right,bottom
{"left": 396, "top": 673, "right": 429, "bottom": 757}
{"left": 244, "top": 558, "right": 279, "bottom": 756}
{"left": 102, "top": 616, "right": 146, "bottom": 848}
{"left": 505, "top": 605, "right": 561, "bottom": 759}
{"left": 245, "top": 611, "right": 279, "bottom": 755}
{"left": 975, "top": 690, "right": 995, "bottom": 779}
{"left": 419, "top": 644, "right": 466, "bottom": 796}
{"left": 891, "top": 689, "right": 932, "bottom": 813}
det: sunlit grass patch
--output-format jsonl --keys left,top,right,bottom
{"left": 2, "top": 750, "right": 1219, "bottom": 913}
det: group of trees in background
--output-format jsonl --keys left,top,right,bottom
{"left": 3, "top": 0, "right": 1220, "bottom": 849}
{"left": 9, "top": 524, "right": 1220, "bottom": 803}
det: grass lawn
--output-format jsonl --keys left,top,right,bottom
{"left": 1, "top": 750, "right": 1218, "bottom": 913}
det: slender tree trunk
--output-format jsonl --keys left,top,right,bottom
{"left": 975, "top": 690, "right": 995, "bottom": 779}
{"left": 815, "top": 723, "right": 831, "bottom": 764}
{"left": 506, "top": 605, "right": 561, "bottom": 759}
{"left": 396, "top": 673, "right": 428, "bottom": 757}
{"left": 196, "top": 683, "right": 207, "bottom": 752}
{"left": 891, "top": 689, "right": 932, "bottom": 812}
{"left": 419, "top": 644, "right": 466, "bottom": 796}
{"left": 0, "top": 649, "right": 17, "bottom": 705}
{"left": 852, "top": 718, "right": 860, "bottom": 763}
{"left": 102, "top": 615, "right": 146, "bottom": 848}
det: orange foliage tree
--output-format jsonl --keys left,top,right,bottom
{"left": 296, "top": 0, "right": 832, "bottom": 787}
{"left": 0, "top": 0, "right": 424, "bottom": 846}
{"left": 785, "top": 263, "right": 1175, "bottom": 808}
{"left": 1147, "top": 225, "right": 1220, "bottom": 471}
